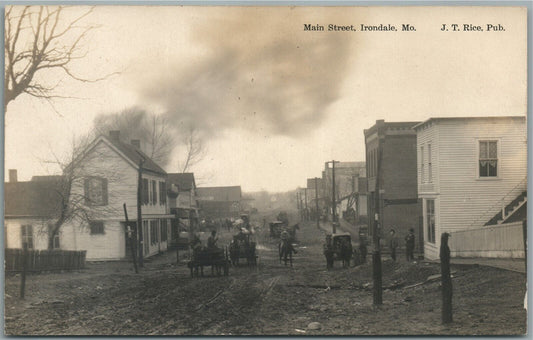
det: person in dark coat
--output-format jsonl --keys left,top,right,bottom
{"left": 405, "top": 228, "right": 415, "bottom": 262}
{"left": 207, "top": 230, "right": 218, "bottom": 250}
{"left": 323, "top": 235, "right": 334, "bottom": 269}
{"left": 359, "top": 237, "right": 367, "bottom": 263}
{"left": 388, "top": 228, "right": 399, "bottom": 261}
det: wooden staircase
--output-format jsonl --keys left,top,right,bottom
{"left": 484, "top": 191, "right": 527, "bottom": 226}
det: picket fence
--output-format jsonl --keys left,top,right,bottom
{"left": 5, "top": 248, "right": 86, "bottom": 272}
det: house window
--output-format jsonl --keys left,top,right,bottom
{"left": 21, "top": 225, "right": 33, "bottom": 249}
{"left": 479, "top": 140, "right": 498, "bottom": 177}
{"left": 152, "top": 180, "right": 158, "bottom": 205}
{"left": 428, "top": 144, "right": 432, "bottom": 183}
{"left": 150, "top": 220, "right": 159, "bottom": 245}
{"left": 48, "top": 224, "right": 60, "bottom": 249}
{"left": 420, "top": 146, "right": 425, "bottom": 183}
{"left": 160, "top": 219, "right": 167, "bottom": 242}
{"left": 426, "top": 199, "right": 435, "bottom": 243}
{"left": 84, "top": 177, "right": 108, "bottom": 206}
{"left": 159, "top": 182, "right": 167, "bottom": 204}
{"left": 142, "top": 178, "right": 149, "bottom": 204}
{"left": 90, "top": 221, "right": 105, "bottom": 235}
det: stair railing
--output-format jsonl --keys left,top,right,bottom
{"left": 468, "top": 176, "right": 527, "bottom": 228}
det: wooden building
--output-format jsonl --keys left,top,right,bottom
{"left": 414, "top": 116, "right": 527, "bottom": 259}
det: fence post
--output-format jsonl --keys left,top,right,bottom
{"left": 440, "top": 232, "right": 453, "bottom": 324}
{"left": 20, "top": 243, "right": 28, "bottom": 299}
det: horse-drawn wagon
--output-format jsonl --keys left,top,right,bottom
{"left": 324, "top": 233, "right": 354, "bottom": 268}
{"left": 229, "top": 230, "right": 257, "bottom": 266}
{"left": 187, "top": 247, "right": 230, "bottom": 277}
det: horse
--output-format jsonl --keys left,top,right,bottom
{"left": 279, "top": 239, "right": 297, "bottom": 267}
{"left": 339, "top": 238, "right": 353, "bottom": 268}
{"left": 288, "top": 223, "right": 300, "bottom": 242}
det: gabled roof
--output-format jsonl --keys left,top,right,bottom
{"left": 197, "top": 186, "right": 242, "bottom": 202}
{"left": 105, "top": 136, "right": 166, "bottom": 175}
{"left": 167, "top": 173, "right": 196, "bottom": 191}
{"left": 5, "top": 179, "right": 63, "bottom": 218}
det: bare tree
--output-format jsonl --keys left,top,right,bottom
{"left": 178, "top": 127, "right": 206, "bottom": 173}
{"left": 93, "top": 107, "right": 176, "bottom": 166}
{"left": 43, "top": 133, "right": 120, "bottom": 250}
{"left": 4, "top": 6, "right": 114, "bottom": 112}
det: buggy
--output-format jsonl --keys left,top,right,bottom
{"left": 229, "top": 231, "right": 257, "bottom": 266}
{"left": 324, "top": 233, "right": 354, "bottom": 268}
{"left": 269, "top": 221, "right": 284, "bottom": 238}
{"left": 187, "top": 247, "right": 230, "bottom": 277}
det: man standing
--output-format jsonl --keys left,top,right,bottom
{"left": 207, "top": 230, "right": 218, "bottom": 251}
{"left": 405, "top": 228, "right": 415, "bottom": 262}
{"left": 323, "top": 234, "right": 334, "bottom": 269}
{"left": 388, "top": 229, "right": 399, "bottom": 261}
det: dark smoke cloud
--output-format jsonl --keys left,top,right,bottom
{"left": 139, "top": 8, "right": 359, "bottom": 140}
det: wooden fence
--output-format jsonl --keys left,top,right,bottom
{"left": 5, "top": 249, "right": 86, "bottom": 273}
{"left": 449, "top": 221, "right": 525, "bottom": 258}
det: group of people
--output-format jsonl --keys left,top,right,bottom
{"left": 388, "top": 228, "right": 416, "bottom": 262}
{"left": 190, "top": 230, "right": 220, "bottom": 254}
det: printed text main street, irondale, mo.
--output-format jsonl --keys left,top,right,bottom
{"left": 303, "top": 23, "right": 506, "bottom": 32}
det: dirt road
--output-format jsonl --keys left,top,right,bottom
{"left": 4, "top": 221, "right": 527, "bottom": 335}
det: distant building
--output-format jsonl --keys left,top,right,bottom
{"left": 364, "top": 120, "right": 422, "bottom": 249}
{"left": 321, "top": 162, "right": 367, "bottom": 224}
{"left": 414, "top": 116, "right": 527, "bottom": 259}
{"left": 196, "top": 186, "right": 242, "bottom": 219}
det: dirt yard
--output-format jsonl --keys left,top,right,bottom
{"left": 4, "top": 220, "right": 527, "bottom": 335}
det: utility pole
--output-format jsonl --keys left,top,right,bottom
{"left": 137, "top": 155, "right": 145, "bottom": 267}
{"left": 304, "top": 188, "right": 308, "bottom": 221}
{"left": 315, "top": 177, "right": 320, "bottom": 229}
{"left": 373, "top": 146, "right": 383, "bottom": 305}
{"left": 329, "top": 160, "right": 340, "bottom": 233}
{"left": 296, "top": 191, "right": 300, "bottom": 220}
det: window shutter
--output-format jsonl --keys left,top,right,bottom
{"left": 142, "top": 178, "right": 149, "bottom": 204}
{"left": 152, "top": 180, "right": 157, "bottom": 205}
{"left": 102, "top": 178, "right": 108, "bottom": 205}
{"left": 84, "top": 178, "right": 90, "bottom": 204}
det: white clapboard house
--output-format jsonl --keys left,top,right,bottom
{"left": 5, "top": 131, "right": 174, "bottom": 261}
{"left": 415, "top": 116, "right": 526, "bottom": 260}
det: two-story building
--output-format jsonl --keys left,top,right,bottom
{"left": 167, "top": 172, "right": 199, "bottom": 242}
{"left": 414, "top": 116, "right": 527, "bottom": 260}
{"left": 6, "top": 131, "right": 175, "bottom": 261}
{"left": 364, "top": 120, "right": 423, "bottom": 249}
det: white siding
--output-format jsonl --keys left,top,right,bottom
{"left": 5, "top": 218, "right": 50, "bottom": 250}
{"left": 438, "top": 118, "right": 526, "bottom": 232}
{"left": 62, "top": 139, "right": 169, "bottom": 260}
{"left": 417, "top": 117, "right": 526, "bottom": 260}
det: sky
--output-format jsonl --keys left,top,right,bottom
{"left": 4, "top": 6, "right": 527, "bottom": 192}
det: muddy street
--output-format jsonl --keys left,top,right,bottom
{"left": 4, "top": 220, "right": 527, "bottom": 336}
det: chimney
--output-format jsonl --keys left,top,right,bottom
{"left": 109, "top": 130, "right": 120, "bottom": 141}
{"left": 9, "top": 169, "right": 17, "bottom": 183}
{"left": 131, "top": 139, "right": 141, "bottom": 148}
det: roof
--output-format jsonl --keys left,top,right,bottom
{"left": 364, "top": 120, "right": 420, "bottom": 137}
{"left": 197, "top": 186, "right": 242, "bottom": 202}
{"left": 5, "top": 179, "right": 63, "bottom": 218}
{"left": 413, "top": 116, "right": 526, "bottom": 130}
{"left": 31, "top": 175, "right": 63, "bottom": 182}
{"left": 167, "top": 173, "right": 196, "bottom": 191}
{"left": 105, "top": 136, "right": 166, "bottom": 175}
